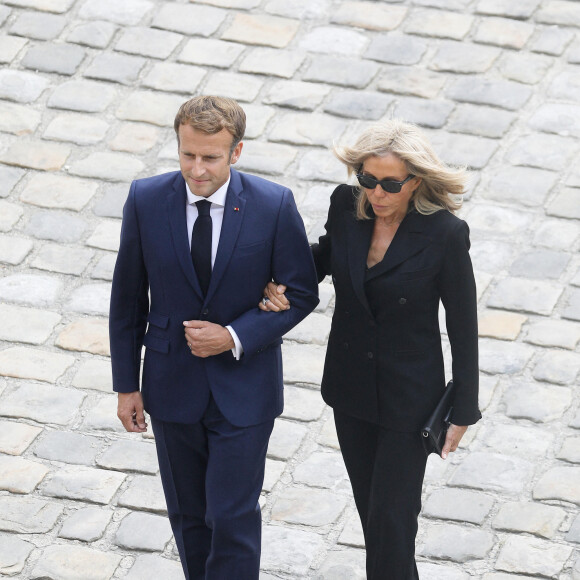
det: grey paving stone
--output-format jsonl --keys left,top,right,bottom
{"left": 415, "top": 0, "right": 473, "bottom": 8}
{"left": 0, "top": 495, "right": 63, "bottom": 534}
{"left": 59, "top": 506, "right": 112, "bottom": 541}
{"left": 430, "top": 40, "right": 500, "bottom": 73}
{"left": 493, "top": 502, "right": 566, "bottom": 539}
{"left": 0, "top": 100, "right": 41, "bottom": 135}
{"left": 268, "top": 113, "right": 347, "bottom": 148}
{"left": 303, "top": 55, "right": 379, "bottom": 89}
{"left": 534, "top": 465, "right": 580, "bottom": 504}
{"left": 482, "top": 422, "right": 554, "bottom": 459}
{"left": 152, "top": 2, "right": 226, "bottom": 36}
{"left": 32, "top": 243, "right": 94, "bottom": 275}
{"left": 487, "top": 278, "right": 563, "bottom": 316}
{"left": 47, "top": 79, "right": 118, "bottom": 113}
{"left": 417, "top": 562, "right": 470, "bottom": 580}
{"left": 446, "top": 104, "right": 515, "bottom": 138}
{"left": 450, "top": 452, "right": 535, "bottom": 494}
{"left": 536, "top": 1, "right": 580, "bottom": 27}
{"left": 366, "top": 33, "right": 427, "bottom": 65}
{"left": 496, "top": 535, "right": 572, "bottom": 577}
{"left": 10, "top": 11, "right": 66, "bottom": 40}
{"left": 568, "top": 38, "right": 580, "bottom": 64}
{"left": 223, "top": 13, "right": 300, "bottom": 49}
{"left": 0, "top": 69, "right": 49, "bottom": 103}
{"left": 6, "top": 0, "right": 77, "bottom": 11}
{"left": 475, "top": 0, "right": 541, "bottom": 18}
{"left": 271, "top": 486, "right": 347, "bottom": 527}
{"left": 474, "top": 17, "right": 534, "bottom": 50}
{"left": 236, "top": 140, "right": 296, "bottom": 176}
{"left": 98, "top": 439, "right": 158, "bottom": 474}
{"left": 534, "top": 351, "right": 580, "bottom": 385}
{"left": 509, "top": 249, "right": 570, "bottom": 279}
{"left": 282, "top": 385, "right": 326, "bottom": 422}
{"left": 115, "top": 511, "right": 172, "bottom": 551}
{"left": 0, "top": 420, "right": 42, "bottom": 455}
{"left": 324, "top": 89, "right": 393, "bottom": 120}
{"left": 42, "top": 465, "right": 126, "bottom": 504}
{"left": 331, "top": 1, "right": 407, "bottom": 31}
{"left": 394, "top": 97, "right": 454, "bottom": 129}
{"left": 468, "top": 205, "right": 534, "bottom": 236}
{"left": 0, "top": 165, "right": 25, "bottom": 198}
{"left": 240, "top": 48, "right": 305, "bottom": 79}
{"left": 284, "top": 312, "right": 332, "bottom": 345}
{"left": 297, "top": 150, "right": 346, "bottom": 183}
{"left": 427, "top": 131, "right": 498, "bottom": 169}
{"left": 117, "top": 474, "right": 167, "bottom": 513}
{"left": 0, "top": 200, "right": 23, "bottom": 230}
{"left": 0, "top": 454, "right": 49, "bottom": 493}
{"left": 116, "top": 90, "right": 189, "bottom": 126}
{"left": 0, "top": 234, "right": 27, "bottom": 262}
{"left": 0, "top": 532, "right": 34, "bottom": 576}
{"left": 93, "top": 184, "right": 129, "bottom": 218}
{"left": 0, "top": 273, "right": 62, "bottom": 307}
{"left": 264, "top": 0, "right": 331, "bottom": 19}
{"left": 563, "top": 288, "right": 580, "bottom": 321}
{"left": 0, "top": 303, "right": 60, "bottom": 345}
{"left": 82, "top": 394, "right": 125, "bottom": 432}
{"left": 30, "top": 544, "right": 122, "bottom": 580}
{"left": 243, "top": 104, "right": 276, "bottom": 139}
{"left": 0, "top": 5, "right": 10, "bottom": 24}
{"left": 267, "top": 418, "right": 308, "bottom": 460}
{"left": 446, "top": 77, "right": 532, "bottom": 111}
{"left": 24, "top": 209, "right": 87, "bottom": 242}
{"left": 65, "top": 283, "right": 111, "bottom": 316}
{"left": 498, "top": 51, "right": 553, "bottom": 84}
{"left": 263, "top": 80, "right": 330, "bottom": 110}
{"left": 178, "top": 38, "right": 244, "bottom": 69}
{"left": 0, "top": 35, "right": 28, "bottom": 64}
{"left": 506, "top": 133, "right": 577, "bottom": 171}
{"left": 525, "top": 319, "right": 580, "bottom": 349}
{"left": 315, "top": 548, "right": 366, "bottom": 580}
{"left": 406, "top": 8, "right": 474, "bottom": 40}
{"left": 141, "top": 62, "right": 206, "bottom": 94}
{"left": 282, "top": 342, "right": 326, "bottom": 386}
{"left": 293, "top": 451, "right": 349, "bottom": 490}
{"left": 72, "top": 358, "right": 113, "bottom": 392}
{"left": 533, "top": 219, "right": 580, "bottom": 250}
{"left": 203, "top": 72, "right": 263, "bottom": 103}
{"left": 0, "top": 139, "right": 71, "bottom": 171}
{"left": 66, "top": 20, "right": 117, "bottom": 48}
{"left": 503, "top": 382, "right": 572, "bottom": 422}
{"left": 547, "top": 187, "right": 580, "bottom": 219}
{"left": 70, "top": 152, "right": 144, "bottom": 182}
{"left": 84, "top": 52, "right": 146, "bottom": 85}
{"left": 422, "top": 488, "right": 494, "bottom": 524}
{"left": 125, "top": 554, "right": 184, "bottom": 580}
{"left": 56, "top": 318, "right": 109, "bottom": 356}
{"left": 419, "top": 524, "right": 494, "bottom": 562}
{"left": 21, "top": 41, "right": 85, "bottom": 75}
{"left": 263, "top": 458, "right": 285, "bottom": 491}
{"left": 115, "top": 26, "right": 183, "bottom": 60}
{"left": 44, "top": 112, "right": 109, "bottom": 145}
{"left": 557, "top": 435, "right": 580, "bottom": 463}
{"left": 377, "top": 66, "right": 446, "bottom": 99}
{"left": 22, "top": 172, "right": 98, "bottom": 211}
{"left": 478, "top": 375, "right": 499, "bottom": 411}
{"left": 78, "top": 0, "right": 154, "bottom": 26}
{"left": 90, "top": 253, "right": 116, "bottom": 281}
{"left": 549, "top": 67, "right": 580, "bottom": 102}
{"left": 34, "top": 431, "right": 102, "bottom": 465}
{"left": 530, "top": 26, "right": 575, "bottom": 56}
{"left": 109, "top": 123, "right": 159, "bottom": 154}
{"left": 529, "top": 103, "right": 580, "bottom": 139}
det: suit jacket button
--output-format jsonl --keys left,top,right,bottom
{"left": 343, "top": 342, "right": 349, "bottom": 350}
{"left": 399, "top": 297, "right": 407, "bottom": 305}
{"left": 367, "top": 351, "right": 373, "bottom": 359}
{"left": 202, "top": 308, "right": 209, "bottom": 316}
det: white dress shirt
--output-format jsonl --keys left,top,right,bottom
{"left": 186, "top": 177, "right": 244, "bottom": 360}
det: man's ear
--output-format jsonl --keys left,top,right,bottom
{"left": 230, "top": 141, "right": 243, "bottom": 165}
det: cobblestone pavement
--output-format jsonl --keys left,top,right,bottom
{"left": 0, "top": 0, "right": 579, "bottom": 578}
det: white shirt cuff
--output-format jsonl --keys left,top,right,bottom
{"left": 226, "top": 325, "right": 244, "bottom": 360}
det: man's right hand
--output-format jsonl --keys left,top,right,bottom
{"left": 117, "top": 391, "right": 148, "bottom": 433}
{"left": 259, "top": 282, "right": 290, "bottom": 312}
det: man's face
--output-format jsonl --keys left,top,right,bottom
{"left": 178, "top": 124, "right": 243, "bottom": 198}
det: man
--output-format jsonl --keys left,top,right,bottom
{"left": 109, "top": 96, "right": 319, "bottom": 580}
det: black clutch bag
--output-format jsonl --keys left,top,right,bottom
{"left": 421, "top": 380, "right": 455, "bottom": 456}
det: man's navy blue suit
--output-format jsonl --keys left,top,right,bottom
{"left": 109, "top": 167, "right": 318, "bottom": 579}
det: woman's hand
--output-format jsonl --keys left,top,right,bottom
{"left": 259, "top": 282, "right": 290, "bottom": 312}
{"left": 441, "top": 424, "right": 468, "bottom": 459}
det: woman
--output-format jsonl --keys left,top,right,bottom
{"left": 261, "top": 120, "right": 480, "bottom": 579}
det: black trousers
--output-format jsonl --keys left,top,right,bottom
{"left": 334, "top": 410, "right": 428, "bottom": 580}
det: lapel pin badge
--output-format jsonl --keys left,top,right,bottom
{"left": 234, "top": 207, "right": 239, "bottom": 211}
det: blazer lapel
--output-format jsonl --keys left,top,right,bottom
{"left": 205, "top": 169, "right": 245, "bottom": 303}
{"left": 345, "top": 209, "right": 374, "bottom": 317}
{"left": 365, "top": 211, "right": 432, "bottom": 281}
{"left": 167, "top": 173, "right": 204, "bottom": 298}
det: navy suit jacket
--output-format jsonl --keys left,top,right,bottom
{"left": 109, "top": 168, "right": 319, "bottom": 427}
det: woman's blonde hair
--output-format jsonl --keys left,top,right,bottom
{"left": 334, "top": 119, "right": 466, "bottom": 219}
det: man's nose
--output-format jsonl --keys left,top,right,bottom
{"left": 191, "top": 159, "right": 206, "bottom": 176}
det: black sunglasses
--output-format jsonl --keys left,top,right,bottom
{"left": 356, "top": 172, "right": 415, "bottom": 193}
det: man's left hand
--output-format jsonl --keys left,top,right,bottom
{"left": 441, "top": 424, "right": 468, "bottom": 460}
{"left": 183, "top": 320, "right": 234, "bottom": 358}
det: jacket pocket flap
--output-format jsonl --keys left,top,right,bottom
{"left": 143, "top": 333, "right": 169, "bottom": 353}
{"left": 147, "top": 312, "right": 169, "bottom": 329}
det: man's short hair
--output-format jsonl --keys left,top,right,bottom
{"left": 174, "top": 96, "right": 246, "bottom": 152}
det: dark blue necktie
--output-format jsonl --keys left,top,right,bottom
{"left": 191, "top": 200, "right": 212, "bottom": 296}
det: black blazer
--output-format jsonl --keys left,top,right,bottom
{"left": 312, "top": 185, "right": 481, "bottom": 432}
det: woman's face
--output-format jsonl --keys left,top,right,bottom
{"left": 361, "top": 153, "right": 421, "bottom": 221}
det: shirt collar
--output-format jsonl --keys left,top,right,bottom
{"left": 186, "top": 175, "right": 230, "bottom": 207}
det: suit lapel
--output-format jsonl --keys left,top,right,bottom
{"left": 167, "top": 173, "right": 204, "bottom": 298}
{"left": 205, "top": 169, "right": 245, "bottom": 303}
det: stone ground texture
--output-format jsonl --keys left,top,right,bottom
{"left": 0, "top": 0, "right": 579, "bottom": 578}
